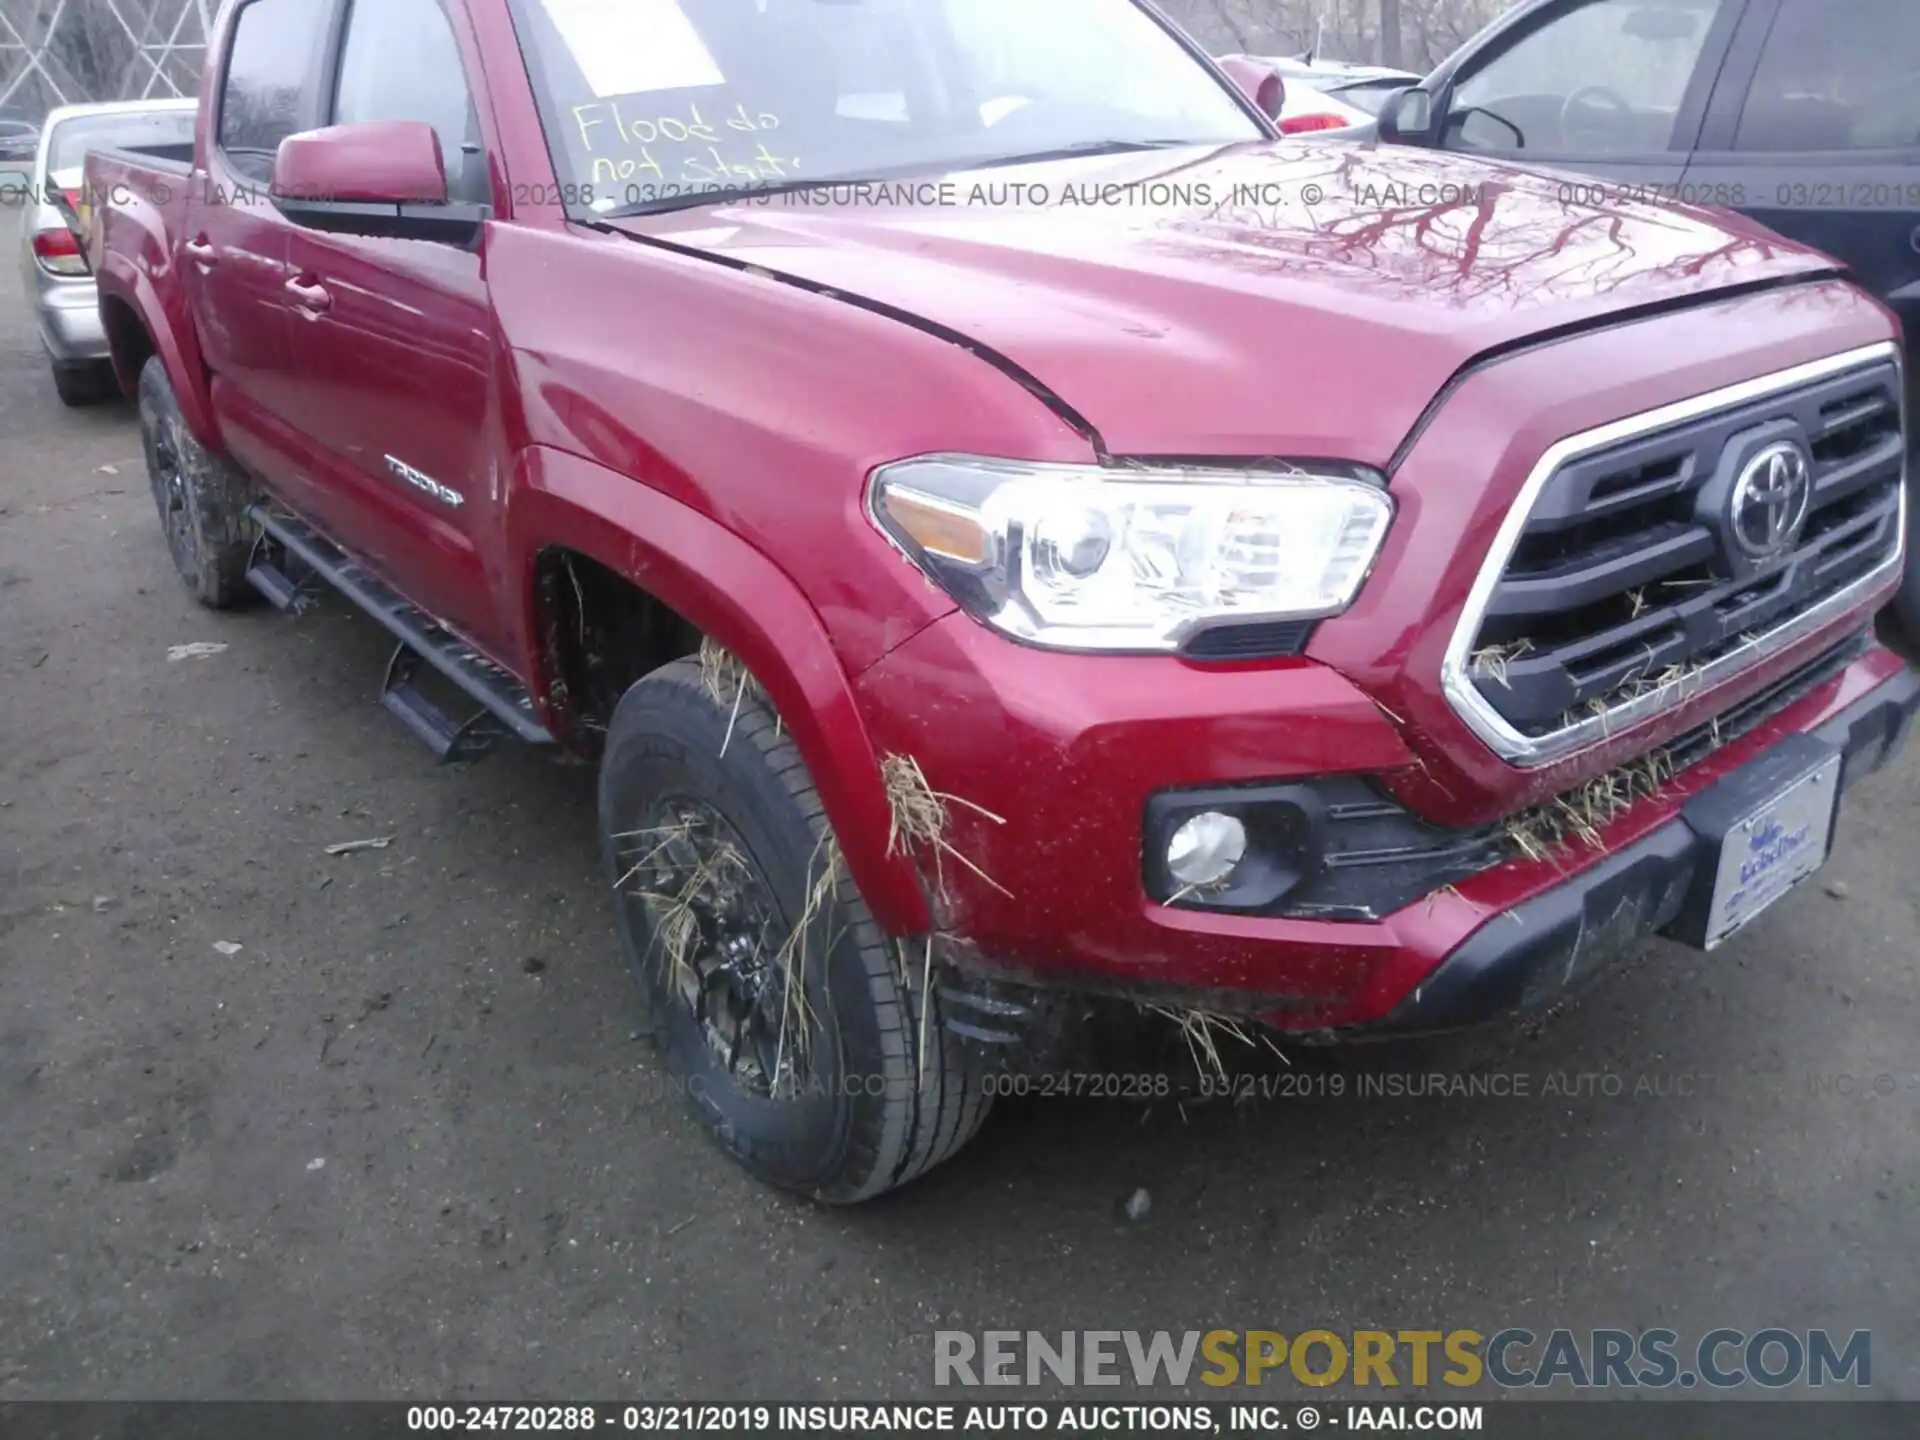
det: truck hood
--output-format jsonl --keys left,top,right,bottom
{"left": 621, "top": 141, "right": 1836, "bottom": 464}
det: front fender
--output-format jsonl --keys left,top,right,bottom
{"left": 509, "top": 444, "right": 933, "bottom": 937}
{"left": 94, "top": 207, "right": 216, "bottom": 447}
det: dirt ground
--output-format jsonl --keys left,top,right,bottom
{"left": 1, "top": 204, "right": 1916, "bottom": 1402}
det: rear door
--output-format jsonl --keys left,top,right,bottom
{"left": 1680, "top": 0, "right": 1920, "bottom": 433}
{"left": 1419, "top": 0, "right": 1747, "bottom": 190}
{"left": 270, "top": 0, "right": 506, "bottom": 652}
{"left": 186, "top": 0, "right": 331, "bottom": 482}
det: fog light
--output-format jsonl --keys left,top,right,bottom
{"left": 1167, "top": 811, "right": 1247, "bottom": 889}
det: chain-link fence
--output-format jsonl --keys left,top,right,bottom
{"left": 1, "top": 0, "right": 213, "bottom": 127}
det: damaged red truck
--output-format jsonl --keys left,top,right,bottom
{"left": 88, "top": 0, "right": 1912, "bottom": 1201}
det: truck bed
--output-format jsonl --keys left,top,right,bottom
{"left": 82, "top": 143, "right": 196, "bottom": 369}
{"left": 84, "top": 145, "right": 192, "bottom": 249}
{"left": 96, "top": 140, "right": 195, "bottom": 175}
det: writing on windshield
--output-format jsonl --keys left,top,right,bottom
{"left": 571, "top": 96, "right": 794, "bottom": 193}
{"left": 508, "top": 0, "right": 1260, "bottom": 214}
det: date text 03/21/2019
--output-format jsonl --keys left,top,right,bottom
{"left": 403, "top": 1403, "right": 1486, "bottom": 1434}
{"left": 405, "top": 1405, "right": 1238, "bottom": 1433}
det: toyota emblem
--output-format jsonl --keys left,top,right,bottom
{"left": 1728, "top": 441, "right": 1812, "bottom": 561}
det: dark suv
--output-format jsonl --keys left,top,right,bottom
{"left": 1377, "top": 0, "right": 1918, "bottom": 629}
{"left": 1378, "top": 0, "right": 1916, "bottom": 411}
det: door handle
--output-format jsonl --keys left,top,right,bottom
{"left": 285, "top": 276, "right": 333, "bottom": 314}
{"left": 183, "top": 235, "right": 216, "bottom": 267}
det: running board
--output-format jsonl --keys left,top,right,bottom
{"left": 246, "top": 529, "right": 324, "bottom": 614}
{"left": 381, "top": 644, "right": 512, "bottom": 764}
{"left": 246, "top": 505, "right": 554, "bottom": 756}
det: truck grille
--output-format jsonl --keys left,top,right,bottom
{"left": 1444, "top": 345, "right": 1906, "bottom": 765}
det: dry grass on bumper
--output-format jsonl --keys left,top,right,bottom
{"left": 1504, "top": 748, "right": 1676, "bottom": 863}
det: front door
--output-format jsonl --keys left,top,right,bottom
{"left": 184, "top": 0, "right": 335, "bottom": 479}
{"left": 272, "top": 0, "right": 505, "bottom": 654}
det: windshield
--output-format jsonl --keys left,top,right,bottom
{"left": 48, "top": 109, "right": 195, "bottom": 173}
{"left": 506, "top": 0, "right": 1263, "bottom": 216}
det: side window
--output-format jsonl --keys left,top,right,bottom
{"left": 1733, "top": 0, "right": 1920, "bottom": 153}
{"left": 217, "top": 0, "right": 333, "bottom": 179}
{"left": 333, "top": 0, "right": 489, "bottom": 203}
{"left": 1444, "top": 0, "right": 1729, "bottom": 155}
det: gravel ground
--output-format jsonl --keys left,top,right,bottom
{"left": 1, "top": 203, "right": 1915, "bottom": 1403}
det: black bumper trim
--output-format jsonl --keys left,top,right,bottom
{"left": 1372, "top": 664, "right": 1920, "bottom": 1035}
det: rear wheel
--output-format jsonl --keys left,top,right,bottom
{"left": 599, "top": 656, "right": 992, "bottom": 1202}
{"left": 138, "top": 357, "right": 258, "bottom": 609}
{"left": 51, "top": 360, "right": 116, "bottom": 408}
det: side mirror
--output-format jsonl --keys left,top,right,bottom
{"left": 1216, "top": 54, "right": 1287, "bottom": 123}
{"left": 272, "top": 120, "right": 483, "bottom": 245}
{"left": 1377, "top": 87, "right": 1436, "bottom": 144}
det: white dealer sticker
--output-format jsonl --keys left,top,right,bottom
{"left": 1702, "top": 754, "right": 1840, "bottom": 948}
{"left": 539, "top": 0, "right": 725, "bottom": 99}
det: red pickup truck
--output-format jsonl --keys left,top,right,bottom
{"left": 89, "top": 0, "right": 1913, "bottom": 1202}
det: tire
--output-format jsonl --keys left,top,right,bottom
{"left": 138, "top": 356, "right": 258, "bottom": 609}
{"left": 52, "top": 360, "right": 115, "bottom": 407}
{"left": 599, "top": 656, "right": 993, "bottom": 1203}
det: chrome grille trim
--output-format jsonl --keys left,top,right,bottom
{"left": 1440, "top": 341, "right": 1906, "bottom": 768}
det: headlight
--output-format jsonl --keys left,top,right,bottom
{"left": 868, "top": 454, "right": 1393, "bottom": 652}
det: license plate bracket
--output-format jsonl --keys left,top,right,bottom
{"left": 1664, "top": 734, "right": 1843, "bottom": 950}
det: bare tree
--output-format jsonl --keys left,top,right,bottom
{"left": 1201, "top": 0, "right": 1255, "bottom": 50}
{"left": 1160, "top": 0, "right": 1513, "bottom": 70}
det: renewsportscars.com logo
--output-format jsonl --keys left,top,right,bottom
{"left": 933, "top": 1329, "right": 1871, "bottom": 1390}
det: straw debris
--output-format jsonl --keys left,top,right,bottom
{"left": 766, "top": 833, "right": 842, "bottom": 1081}
{"left": 1553, "top": 657, "right": 1712, "bottom": 734}
{"left": 614, "top": 808, "right": 843, "bottom": 1093}
{"left": 618, "top": 813, "right": 749, "bottom": 998}
{"left": 880, "top": 753, "right": 1012, "bottom": 900}
{"left": 1503, "top": 748, "right": 1675, "bottom": 863}
{"left": 1616, "top": 657, "right": 1706, "bottom": 706}
{"left": 1469, "top": 637, "right": 1534, "bottom": 691}
{"left": 1166, "top": 876, "right": 1233, "bottom": 907}
{"left": 1144, "top": 1005, "right": 1283, "bottom": 1087}
{"left": 698, "top": 637, "right": 761, "bottom": 757}
{"left": 894, "top": 934, "right": 940, "bottom": 1089}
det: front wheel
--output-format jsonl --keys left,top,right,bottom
{"left": 599, "top": 656, "right": 992, "bottom": 1202}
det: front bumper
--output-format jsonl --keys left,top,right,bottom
{"left": 855, "top": 613, "right": 1915, "bottom": 1034}
{"left": 1366, "top": 661, "right": 1918, "bottom": 1035}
